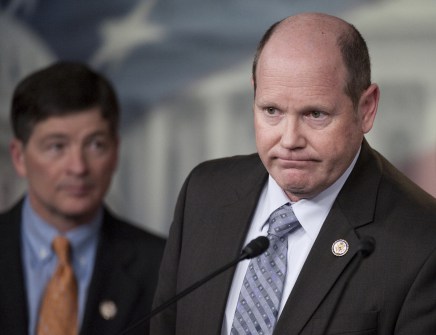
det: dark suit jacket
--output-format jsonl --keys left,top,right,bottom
{"left": 151, "top": 140, "right": 436, "bottom": 335}
{"left": 0, "top": 201, "right": 165, "bottom": 335}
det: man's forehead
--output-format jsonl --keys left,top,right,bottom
{"left": 29, "top": 110, "right": 111, "bottom": 136}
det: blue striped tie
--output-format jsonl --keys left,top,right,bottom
{"left": 231, "top": 203, "right": 301, "bottom": 334}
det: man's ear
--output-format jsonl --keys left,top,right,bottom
{"left": 112, "top": 134, "right": 120, "bottom": 172}
{"left": 359, "top": 83, "right": 380, "bottom": 134}
{"left": 10, "top": 139, "right": 27, "bottom": 178}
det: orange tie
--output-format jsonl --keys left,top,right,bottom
{"left": 37, "top": 236, "right": 78, "bottom": 335}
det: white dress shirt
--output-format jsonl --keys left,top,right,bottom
{"left": 221, "top": 149, "right": 360, "bottom": 334}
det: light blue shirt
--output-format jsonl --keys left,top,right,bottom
{"left": 21, "top": 196, "right": 101, "bottom": 335}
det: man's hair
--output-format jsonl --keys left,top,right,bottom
{"left": 11, "top": 61, "right": 120, "bottom": 144}
{"left": 252, "top": 18, "right": 371, "bottom": 109}
{"left": 252, "top": 20, "right": 283, "bottom": 95}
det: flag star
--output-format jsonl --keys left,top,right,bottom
{"left": 90, "top": 0, "right": 167, "bottom": 67}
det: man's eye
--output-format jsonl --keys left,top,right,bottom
{"left": 311, "top": 111, "right": 322, "bottom": 118}
{"left": 90, "top": 140, "right": 103, "bottom": 148}
{"left": 265, "top": 107, "right": 278, "bottom": 115}
{"left": 307, "top": 110, "right": 329, "bottom": 120}
{"left": 48, "top": 143, "right": 65, "bottom": 151}
{"left": 88, "top": 138, "right": 109, "bottom": 152}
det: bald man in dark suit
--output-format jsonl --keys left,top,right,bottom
{"left": 151, "top": 13, "right": 436, "bottom": 335}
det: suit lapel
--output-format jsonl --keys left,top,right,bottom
{"left": 81, "top": 211, "right": 142, "bottom": 334}
{"left": 197, "top": 193, "right": 267, "bottom": 332}
{"left": 274, "top": 140, "right": 381, "bottom": 334}
{"left": 179, "top": 155, "right": 268, "bottom": 333}
{"left": 274, "top": 208, "right": 362, "bottom": 334}
{"left": 0, "top": 201, "right": 29, "bottom": 333}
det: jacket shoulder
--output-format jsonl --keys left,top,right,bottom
{"left": 102, "top": 208, "right": 166, "bottom": 250}
{"left": 190, "top": 153, "right": 264, "bottom": 182}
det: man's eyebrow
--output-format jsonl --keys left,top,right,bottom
{"left": 84, "top": 130, "right": 112, "bottom": 138}
{"left": 39, "top": 133, "right": 69, "bottom": 141}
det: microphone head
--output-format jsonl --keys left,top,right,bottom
{"left": 358, "top": 236, "right": 375, "bottom": 257}
{"left": 241, "top": 236, "right": 270, "bottom": 259}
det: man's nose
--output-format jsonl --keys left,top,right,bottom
{"left": 280, "top": 116, "right": 306, "bottom": 149}
{"left": 67, "top": 147, "right": 88, "bottom": 175}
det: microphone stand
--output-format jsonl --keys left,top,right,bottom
{"left": 118, "top": 236, "right": 269, "bottom": 335}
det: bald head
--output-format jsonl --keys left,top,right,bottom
{"left": 252, "top": 13, "right": 371, "bottom": 108}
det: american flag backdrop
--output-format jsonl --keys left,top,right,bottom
{"left": 1, "top": 0, "right": 435, "bottom": 236}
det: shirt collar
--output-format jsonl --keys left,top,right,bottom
{"left": 22, "top": 196, "right": 102, "bottom": 266}
{"left": 262, "top": 147, "right": 361, "bottom": 240}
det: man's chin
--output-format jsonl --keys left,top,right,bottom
{"left": 56, "top": 203, "right": 100, "bottom": 223}
{"left": 283, "top": 187, "right": 310, "bottom": 201}
{"left": 279, "top": 179, "right": 315, "bottom": 200}
{"left": 274, "top": 170, "right": 311, "bottom": 188}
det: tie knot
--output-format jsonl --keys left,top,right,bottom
{"left": 267, "top": 203, "right": 300, "bottom": 239}
{"left": 52, "top": 236, "right": 72, "bottom": 265}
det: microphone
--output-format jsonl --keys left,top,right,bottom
{"left": 240, "top": 235, "right": 270, "bottom": 259}
{"left": 358, "top": 236, "right": 375, "bottom": 257}
{"left": 118, "top": 236, "right": 270, "bottom": 335}
{"left": 322, "top": 236, "right": 375, "bottom": 335}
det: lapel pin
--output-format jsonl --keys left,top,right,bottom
{"left": 332, "top": 239, "right": 349, "bottom": 257}
{"left": 99, "top": 300, "right": 117, "bottom": 320}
